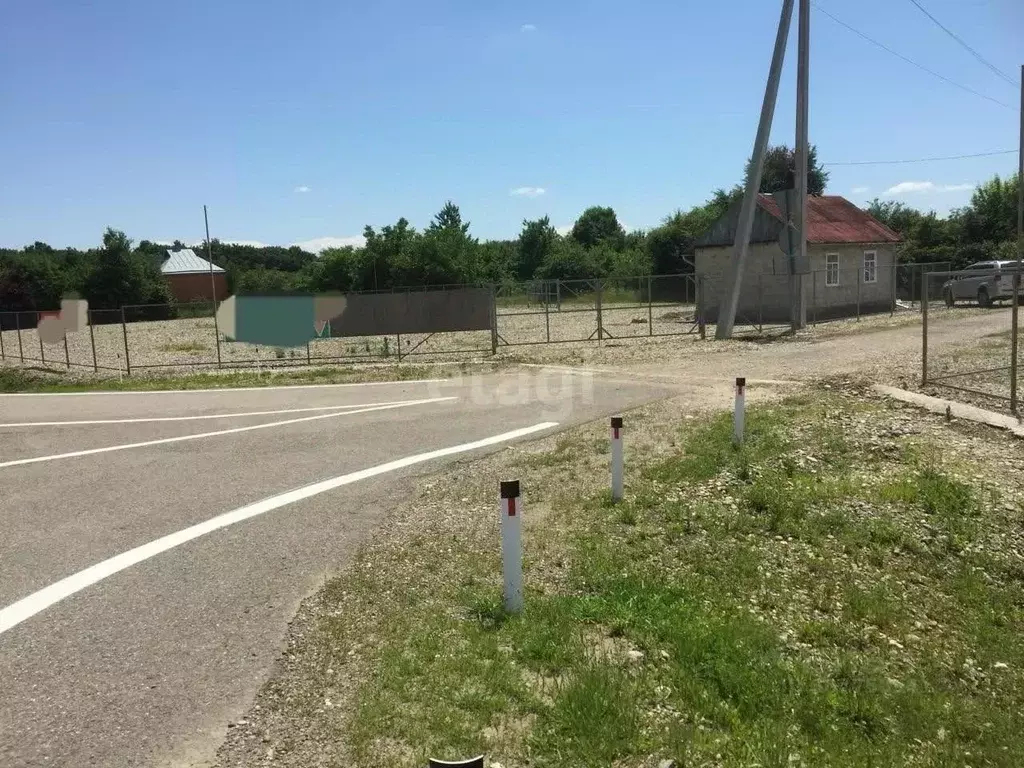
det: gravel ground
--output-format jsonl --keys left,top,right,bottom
{"left": 213, "top": 377, "right": 1024, "bottom": 768}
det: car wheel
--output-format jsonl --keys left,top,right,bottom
{"left": 943, "top": 288, "right": 954, "bottom": 308}
{"left": 978, "top": 286, "right": 991, "bottom": 308}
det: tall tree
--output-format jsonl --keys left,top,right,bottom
{"left": 83, "top": 228, "right": 169, "bottom": 309}
{"left": 571, "top": 206, "right": 625, "bottom": 249}
{"left": 517, "top": 216, "right": 559, "bottom": 280}
{"left": 746, "top": 144, "right": 829, "bottom": 196}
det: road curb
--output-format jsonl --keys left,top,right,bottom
{"left": 872, "top": 384, "right": 1024, "bottom": 439}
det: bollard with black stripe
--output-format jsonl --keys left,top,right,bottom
{"left": 610, "top": 416, "right": 624, "bottom": 502}
{"left": 499, "top": 480, "right": 524, "bottom": 614}
{"left": 733, "top": 377, "right": 746, "bottom": 446}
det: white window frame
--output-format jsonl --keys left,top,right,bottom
{"left": 862, "top": 250, "right": 877, "bottom": 284}
{"left": 825, "top": 253, "right": 840, "bottom": 287}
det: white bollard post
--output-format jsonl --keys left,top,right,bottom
{"left": 734, "top": 377, "right": 746, "bottom": 446}
{"left": 610, "top": 416, "right": 624, "bottom": 502}
{"left": 499, "top": 480, "right": 524, "bottom": 614}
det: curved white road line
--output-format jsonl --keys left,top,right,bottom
{"left": 0, "top": 397, "right": 457, "bottom": 470}
{"left": 0, "top": 399, "right": 433, "bottom": 428}
{"left": 0, "top": 421, "right": 558, "bottom": 636}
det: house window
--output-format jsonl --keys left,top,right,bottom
{"left": 863, "top": 251, "right": 877, "bottom": 284}
{"left": 826, "top": 253, "right": 839, "bottom": 287}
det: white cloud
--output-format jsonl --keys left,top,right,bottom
{"left": 851, "top": 186, "right": 870, "bottom": 195}
{"left": 555, "top": 224, "right": 573, "bottom": 236}
{"left": 292, "top": 235, "right": 365, "bottom": 253}
{"left": 510, "top": 186, "right": 545, "bottom": 197}
{"left": 294, "top": 185, "right": 311, "bottom": 193}
{"left": 520, "top": 23, "right": 537, "bottom": 32}
{"left": 884, "top": 181, "right": 975, "bottom": 196}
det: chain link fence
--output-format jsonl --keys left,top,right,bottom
{"left": 1, "top": 266, "right": 949, "bottom": 376}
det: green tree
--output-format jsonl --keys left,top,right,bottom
{"left": 571, "top": 206, "right": 625, "bottom": 250}
{"left": 83, "top": 228, "right": 170, "bottom": 309}
{"left": 746, "top": 144, "right": 829, "bottom": 196}
{"left": 517, "top": 216, "right": 559, "bottom": 280}
{"left": 959, "top": 174, "right": 1018, "bottom": 244}
{"left": 420, "top": 201, "right": 480, "bottom": 284}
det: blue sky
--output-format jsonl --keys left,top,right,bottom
{"left": 1, "top": 0, "right": 1020, "bottom": 251}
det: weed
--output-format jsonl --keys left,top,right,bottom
{"left": 157, "top": 340, "right": 207, "bottom": 353}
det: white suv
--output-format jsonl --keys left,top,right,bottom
{"left": 942, "top": 261, "right": 1020, "bottom": 307}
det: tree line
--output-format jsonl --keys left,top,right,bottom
{"left": 1, "top": 145, "right": 1018, "bottom": 313}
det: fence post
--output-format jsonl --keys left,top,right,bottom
{"left": 38, "top": 313, "right": 45, "bottom": 365}
{"left": 490, "top": 287, "right": 499, "bottom": 356}
{"left": 64, "top": 332, "right": 70, "bottom": 369}
{"left": 697, "top": 276, "right": 707, "bottom": 340}
{"left": 647, "top": 275, "right": 654, "bottom": 335}
{"left": 16, "top": 312, "right": 24, "bottom": 362}
{"left": 1011, "top": 270, "right": 1020, "bottom": 414}
{"left": 556, "top": 280, "right": 561, "bottom": 311}
{"left": 0, "top": 316, "right": 4, "bottom": 360}
{"left": 856, "top": 262, "right": 862, "bottom": 320}
{"left": 89, "top": 313, "right": 98, "bottom": 372}
{"left": 121, "top": 306, "right": 131, "bottom": 376}
{"left": 891, "top": 261, "right": 897, "bottom": 316}
{"left": 396, "top": 334, "right": 402, "bottom": 363}
{"left": 595, "top": 279, "right": 604, "bottom": 343}
{"left": 544, "top": 287, "right": 551, "bottom": 343}
{"left": 922, "top": 280, "right": 929, "bottom": 386}
{"left": 812, "top": 271, "right": 817, "bottom": 326}
{"left": 758, "top": 273, "right": 764, "bottom": 331}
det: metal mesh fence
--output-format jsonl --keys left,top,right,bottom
{"left": 0, "top": 266, "right": 959, "bottom": 377}
{"left": 920, "top": 268, "right": 1021, "bottom": 410}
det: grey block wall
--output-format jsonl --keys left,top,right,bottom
{"left": 696, "top": 243, "right": 897, "bottom": 324}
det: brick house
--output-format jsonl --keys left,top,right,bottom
{"left": 693, "top": 195, "right": 903, "bottom": 323}
{"left": 161, "top": 249, "right": 229, "bottom": 304}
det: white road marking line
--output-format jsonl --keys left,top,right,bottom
{"left": 0, "top": 421, "right": 558, "bottom": 636}
{"left": 0, "top": 378, "right": 447, "bottom": 397}
{"left": 0, "top": 399, "right": 432, "bottom": 428}
{"left": 0, "top": 397, "right": 456, "bottom": 470}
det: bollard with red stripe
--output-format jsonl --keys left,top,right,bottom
{"left": 734, "top": 377, "right": 746, "bottom": 446}
{"left": 610, "top": 416, "right": 624, "bottom": 502}
{"left": 499, "top": 480, "right": 524, "bottom": 614}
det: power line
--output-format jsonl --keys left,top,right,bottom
{"left": 905, "top": 0, "right": 1018, "bottom": 87}
{"left": 811, "top": 3, "right": 1013, "bottom": 110}
{"left": 826, "top": 149, "right": 1018, "bottom": 166}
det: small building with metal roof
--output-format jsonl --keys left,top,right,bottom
{"left": 161, "top": 248, "right": 229, "bottom": 305}
{"left": 693, "top": 194, "right": 903, "bottom": 324}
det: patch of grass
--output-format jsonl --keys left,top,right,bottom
{"left": 308, "top": 390, "right": 1024, "bottom": 768}
{"left": 531, "top": 663, "right": 640, "bottom": 764}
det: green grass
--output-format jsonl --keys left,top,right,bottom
{"left": 311, "top": 391, "right": 1024, "bottom": 767}
{"left": 0, "top": 362, "right": 445, "bottom": 392}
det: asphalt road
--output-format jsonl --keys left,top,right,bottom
{"left": 0, "top": 369, "right": 674, "bottom": 768}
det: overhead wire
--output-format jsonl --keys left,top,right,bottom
{"left": 825, "top": 149, "right": 1018, "bottom": 166}
{"left": 905, "top": 0, "right": 1018, "bottom": 87}
{"left": 811, "top": 3, "right": 1013, "bottom": 110}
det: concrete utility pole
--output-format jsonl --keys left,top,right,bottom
{"left": 1011, "top": 64, "right": 1023, "bottom": 412}
{"left": 716, "top": 0, "right": 796, "bottom": 339}
{"left": 791, "top": 0, "right": 810, "bottom": 331}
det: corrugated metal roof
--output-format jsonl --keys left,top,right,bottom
{"left": 162, "top": 248, "right": 225, "bottom": 275}
{"left": 757, "top": 195, "right": 902, "bottom": 244}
